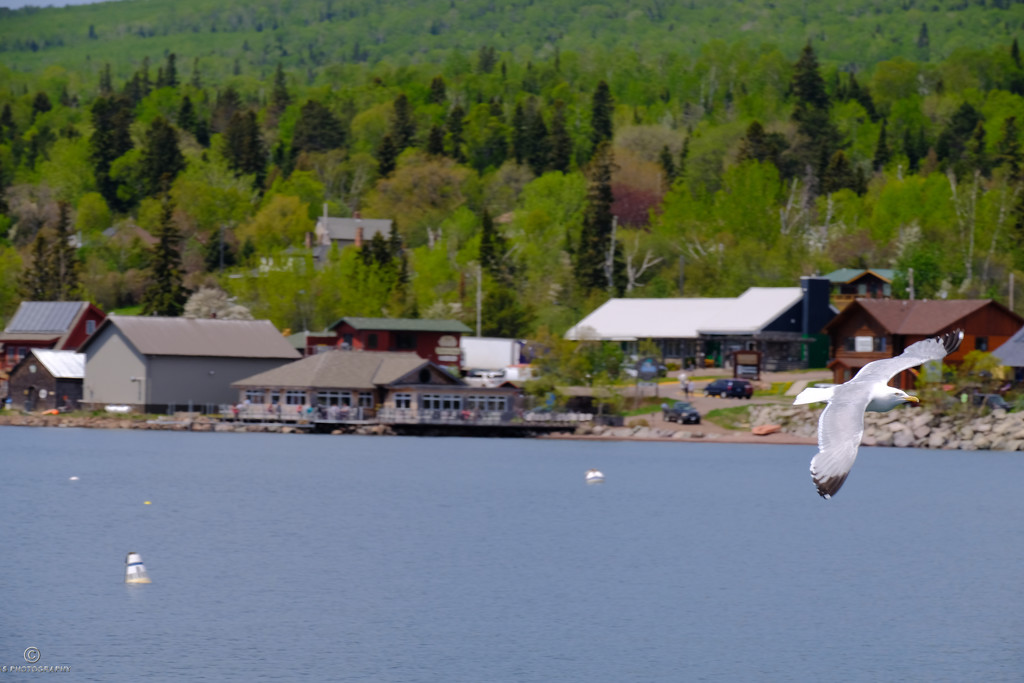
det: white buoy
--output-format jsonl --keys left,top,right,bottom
{"left": 68, "top": 476, "right": 79, "bottom": 481}
{"left": 125, "top": 551, "right": 152, "bottom": 584}
{"left": 585, "top": 468, "right": 605, "bottom": 484}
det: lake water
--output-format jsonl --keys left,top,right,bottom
{"left": 2, "top": 427, "right": 1023, "bottom": 682}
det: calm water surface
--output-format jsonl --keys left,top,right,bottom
{"left": 2, "top": 427, "right": 1023, "bottom": 682}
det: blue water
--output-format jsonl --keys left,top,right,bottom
{"left": 2, "top": 427, "right": 1023, "bottom": 682}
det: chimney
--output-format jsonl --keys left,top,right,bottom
{"left": 800, "top": 276, "right": 832, "bottom": 338}
{"left": 355, "top": 226, "right": 364, "bottom": 249}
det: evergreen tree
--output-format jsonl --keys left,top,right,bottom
{"left": 158, "top": 53, "right": 178, "bottom": 88}
{"left": 963, "top": 121, "right": 990, "bottom": 177}
{"left": 19, "top": 231, "right": 56, "bottom": 300}
{"left": 98, "top": 63, "right": 113, "bottom": 95}
{"left": 478, "top": 209, "right": 508, "bottom": 279}
{"left": 377, "top": 133, "right": 398, "bottom": 177}
{"left": 140, "top": 116, "right": 185, "bottom": 196}
{"left": 872, "top": 119, "right": 891, "bottom": 171}
{"left": 141, "top": 200, "right": 188, "bottom": 317}
{"left": 788, "top": 43, "right": 841, "bottom": 182}
{"left": 574, "top": 141, "right": 623, "bottom": 294}
{"left": 445, "top": 104, "right": 465, "bottom": 162}
{"left": 737, "top": 121, "right": 787, "bottom": 169}
{"left": 292, "top": 99, "right": 346, "bottom": 153}
{"left": 917, "top": 22, "right": 930, "bottom": 49}
{"left": 0, "top": 104, "right": 14, "bottom": 140}
{"left": 212, "top": 85, "right": 243, "bottom": 134}
{"left": 428, "top": 76, "right": 447, "bottom": 105}
{"left": 31, "top": 92, "right": 52, "bottom": 118}
{"left": 426, "top": 124, "right": 445, "bottom": 156}
{"left": 548, "top": 101, "right": 572, "bottom": 174}
{"left": 525, "top": 103, "right": 549, "bottom": 175}
{"left": 996, "top": 116, "right": 1022, "bottom": 182}
{"left": 822, "top": 150, "right": 858, "bottom": 194}
{"left": 49, "top": 202, "right": 79, "bottom": 300}
{"left": 511, "top": 102, "right": 528, "bottom": 164}
{"left": 224, "top": 110, "right": 266, "bottom": 188}
{"left": 476, "top": 46, "right": 497, "bottom": 74}
{"left": 1013, "top": 38, "right": 1022, "bottom": 69}
{"left": 177, "top": 95, "right": 197, "bottom": 135}
{"left": 482, "top": 286, "right": 533, "bottom": 338}
{"left": 89, "top": 95, "right": 134, "bottom": 210}
{"left": 190, "top": 57, "right": 202, "bottom": 88}
{"left": 658, "top": 145, "right": 676, "bottom": 187}
{"left": 390, "top": 93, "right": 416, "bottom": 151}
{"left": 937, "top": 102, "right": 982, "bottom": 172}
{"left": 269, "top": 63, "right": 291, "bottom": 114}
{"left": 590, "top": 80, "right": 614, "bottom": 148}
{"left": 791, "top": 44, "right": 830, "bottom": 112}
{"left": 678, "top": 137, "right": 690, "bottom": 180}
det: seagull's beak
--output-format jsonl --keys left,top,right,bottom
{"left": 903, "top": 395, "right": 920, "bottom": 404}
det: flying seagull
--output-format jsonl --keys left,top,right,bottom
{"left": 793, "top": 329, "right": 964, "bottom": 499}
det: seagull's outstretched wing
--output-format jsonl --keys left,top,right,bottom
{"left": 810, "top": 390, "right": 873, "bottom": 499}
{"left": 850, "top": 330, "right": 964, "bottom": 385}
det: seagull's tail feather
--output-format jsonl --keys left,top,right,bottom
{"left": 793, "top": 386, "right": 835, "bottom": 405}
{"left": 810, "top": 456, "right": 848, "bottom": 500}
{"left": 943, "top": 329, "right": 965, "bottom": 355}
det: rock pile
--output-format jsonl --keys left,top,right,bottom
{"left": 750, "top": 404, "right": 1024, "bottom": 452}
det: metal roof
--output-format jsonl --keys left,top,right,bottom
{"left": 3, "top": 301, "right": 87, "bottom": 334}
{"left": 30, "top": 349, "right": 85, "bottom": 379}
{"left": 80, "top": 316, "right": 300, "bottom": 359}
{"left": 993, "top": 326, "right": 1024, "bottom": 366}
{"left": 332, "top": 317, "right": 472, "bottom": 333}
{"left": 316, "top": 217, "right": 392, "bottom": 242}
{"left": 232, "top": 350, "right": 454, "bottom": 390}
{"left": 564, "top": 288, "right": 805, "bottom": 340}
{"left": 823, "top": 268, "right": 895, "bottom": 284}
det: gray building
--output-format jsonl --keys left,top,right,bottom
{"left": 79, "top": 316, "right": 300, "bottom": 413}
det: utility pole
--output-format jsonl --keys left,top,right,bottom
{"left": 908, "top": 267, "right": 915, "bottom": 300}
{"left": 476, "top": 263, "right": 482, "bottom": 337}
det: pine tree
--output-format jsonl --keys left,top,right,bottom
{"left": 426, "top": 124, "right": 445, "bottom": 156}
{"left": 212, "top": 86, "right": 243, "bottom": 134}
{"left": 937, "top": 102, "right": 982, "bottom": 172}
{"left": 224, "top": 110, "right": 266, "bottom": 187}
{"left": 292, "top": 99, "right": 345, "bottom": 153}
{"left": 574, "top": 141, "right": 623, "bottom": 294}
{"left": 511, "top": 102, "right": 528, "bottom": 164}
{"left": 658, "top": 145, "right": 676, "bottom": 187}
{"left": 377, "top": 134, "right": 398, "bottom": 177}
{"left": 190, "top": 57, "right": 202, "bottom": 89}
{"left": 917, "top": 22, "right": 930, "bottom": 49}
{"left": 98, "top": 63, "right": 113, "bottom": 95}
{"left": 1013, "top": 38, "right": 1022, "bottom": 70}
{"left": 476, "top": 46, "right": 497, "bottom": 74}
{"left": 548, "top": 101, "right": 572, "bottom": 174}
{"left": 390, "top": 93, "right": 416, "bottom": 151}
{"left": 89, "top": 95, "right": 134, "bottom": 211}
{"left": 737, "top": 121, "right": 787, "bottom": 168}
{"left": 142, "top": 200, "right": 188, "bottom": 317}
{"left": 590, "top": 80, "right": 614, "bottom": 148}
{"left": 996, "top": 116, "right": 1022, "bottom": 182}
{"left": 163, "top": 53, "right": 178, "bottom": 88}
{"left": 525, "top": 103, "right": 549, "bottom": 175}
{"left": 445, "top": 104, "right": 465, "bottom": 162}
{"left": 428, "top": 76, "right": 447, "bottom": 105}
{"left": 788, "top": 43, "right": 841, "bottom": 182}
{"left": 0, "top": 104, "right": 14, "bottom": 140}
{"left": 270, "top": 62, "right": 291, "bottom": 115}
{"left": 49, "top": 202, "right": 79, "bottom": 300}
{"left": 177, "top": 95, "right": 197, "bottom": 135}
{"left": 140, "top": 116, "right": 185, "bottom": 196}
{"left": 479, "top": 209, "right": 508, "bottom": 280}
{"left": 963, "top": 121, "right": 990, "bottom": 177}
{"left": 19, "top": 232, "right": 56, "bottom": 300}
{"left": 872, "top": 119, "right": 891, "bottom": 171}
{"left": 822, "top": 150, "right": 858, "bottom": 194}
{"left": 31, "top": 92, "right": 52, "bottom": 119}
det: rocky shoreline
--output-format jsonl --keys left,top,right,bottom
{"left": 2, "top": 405, "right": 1023, "bottom": 451}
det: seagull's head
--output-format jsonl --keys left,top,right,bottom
{"left": 868, "top": 386, "right": 920, "bottom": 412}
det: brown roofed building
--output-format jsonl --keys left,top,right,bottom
{"left": 232, "top": 350, "right": 521, "bottom": 421}
{"left": 824, "top": 298, "right": 1024, "bottom": 388}
{"left": 78, "top": 316, "right": 300, "bottom": 413}
{"left": 329, "top": 317, "right": 471, "bottom": 369}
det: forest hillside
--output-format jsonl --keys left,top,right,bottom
{"left": 1, "top": 0, "right": 1023, "bottom": 342}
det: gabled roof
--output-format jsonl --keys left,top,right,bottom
{"left": 28, "top": 349, "right": 85, "bottom": 379}
{"left": 830, "top": 299, "right": 995, "bottom": 335}
{"left": 564, "top": 288, "right": 805, "bottom": 340}
{"left": 79, "top": 316, "right": 300, "bottom": 359}
{"left": 316, "top": 217, "right": 392, "bottom": 242}
{"left": 823, "top": 268, "right": 895, "bottom": 284}
{"left": 232, "top": 350, "right": 460, "bottom": 390}
{"left": 991, "top": 326, "right": 1024, "bottom": 366}
{"left": 331, "top": 317, "right": 472, "bottom": 333}
{"left": 2, "top": 301, "right": 88, "bottom": 334}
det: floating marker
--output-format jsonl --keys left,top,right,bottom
{"left": 125, "top": 551, "right": 152, "bottom": 584}
{"left": 68, "top": 476, "right": 79, "bottom": 481}
{"left": 585, "top": 468, "right": 605, "bottom": 484}
{"left": 143, "top": 501, "right": 151, "bottom": 505}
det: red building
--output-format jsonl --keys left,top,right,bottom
{"left": 824, "top": 298, "right": 1024, "bottom": 389}
{"left": 0, "top": 301, "right": 106, "bottom": 373}
{"left": 328, "top": 317, "right": 470, "bottom": 369}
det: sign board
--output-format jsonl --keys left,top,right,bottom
{"left": 731, "top": 349, "right": 762, "bottom": 380}
{"left": 636, "top": 357, "right": 660, "bottom": 381}
{"left": 855, "top": 336, "right": 873, "bottom": 352}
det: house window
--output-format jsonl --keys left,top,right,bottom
{"left": 396, "top": 332, "right": 415, "bottom": 350}
{"left": 367, "top": 333, "right": 378, "bottom": 350}
{"left": 465, "top": 395, "right": 508, "bottom": 412}
{"left": 86, "top": 319, "right": 96, "bottom": 334}
{"left": 420, "top": 394, "right": 463, "bottom": 411}
{"left": 285, "top": 390, "right": 305, "bottom": 405}
{"left": 394, "top": 393, "right": 412, "bottom": 409}
{"left": 269, "top": 390, "right": 280, "bottom": 405}
{"left": 976, "top": 336, "right": 988, "bottom": 351}
{"left": 873, "top": 337, "right": 887, "bottom": 352}
{"left": 244, "top": 389, "right": 265, "bottom": 403}
{"left": 358, "top": 391, "right": 373, "bottom": 408}
{"left": 844, "top": 337, "right": 855, "bottom": 352}
{"left": 341, "top": 334, "right": 353, "bottom": 350}
{"left": 317, "top": 390, "right": 351, "bottom": 406}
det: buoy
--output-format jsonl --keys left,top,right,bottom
{"left": 125, "top": 551, "right": 152, "bottom": 584}
{"left": 68, "top": 476, "right": 79, "bottom": 481}
{"left": 143, "top": 501, "right": 151, "bottom": 505}
{"left": 585, "top": 468, "right": 605, "bottom": 484}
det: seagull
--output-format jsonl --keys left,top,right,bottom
{"left": 793, "top": 329, "right": 964, "bottom": 499}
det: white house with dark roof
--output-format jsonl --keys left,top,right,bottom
{"left": 313, "top": 206, "right": 392, "bottom": 254}
{"left": 564, "top": 278, "right": 836, "bottom": 370}
{"left": 78, "top": 316, "right": 300, "bottom": 413}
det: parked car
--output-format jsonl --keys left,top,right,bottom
{"left": 703, "top": 378, "right": 754, "bottom": 399}
{"left": 972, "top": 393, "right": 1011, "bottom": 411}
{"left": 663, "top": 401, "right": 701, "bottom": 424}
